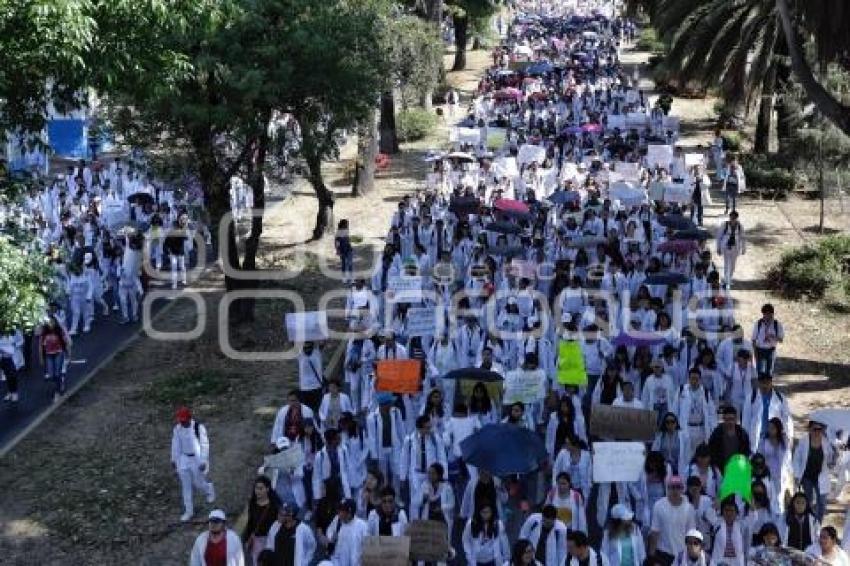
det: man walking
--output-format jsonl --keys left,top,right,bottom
{"left": 171, "top": 406, "right": 215, "bottom": 522}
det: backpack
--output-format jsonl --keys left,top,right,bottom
{"left": 757, "top": 318, "right": 779, "bottom": 339}
{"left": 750, "top": 387, "right": 783, "bottom": 405}
{"left": 194, "top": 421, "right": 202, "bottom": 441}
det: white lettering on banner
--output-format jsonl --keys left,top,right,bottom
{"left": 406, "top": 308, "right": 438, "bottom": 337}
{"left": 646, "top": 145, "right": 673, "bottom": 169}
{"left": 284, "top": 311, "right": 329, "bottom": 342}
{"left": 592, "top": 442, "right": 646, "bottom": 483}
{"left": 503, "top": 369, "right": 543, "bottom": 404}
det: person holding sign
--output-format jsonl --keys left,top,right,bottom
{"left": 400, "top": 415, "right": 449, "bottom": 520}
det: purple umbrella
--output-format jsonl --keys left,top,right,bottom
{"left": 657, "top": 239, "right": 699, "bottom": 255}
{"left": 611, "top": 331, "right": 667, "bottom": 347}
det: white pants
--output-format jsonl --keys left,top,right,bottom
{"left": 171, "top": 255, "right": 187, "bottom": 287}
{"left": 178, "top": 463, "right": 213, "bottom": 515}
{"left": 69, "top": 295, "right": 93, "bottom": 332}
{"left": 119, "top": 283, "right": 138, "bottom": 320}
{"left": 723, "top": 249, "right": 739, "bottom": 287}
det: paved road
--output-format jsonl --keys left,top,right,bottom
{"left": 0, "top": 285, "right": 173, "bottom": 453}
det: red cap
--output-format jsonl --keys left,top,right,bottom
{"left": 175, "top": 406, "right": 192, "bottom": 423}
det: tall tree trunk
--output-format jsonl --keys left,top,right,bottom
{"left": 424, "top": 0, "right": 442, "bottom": 23}
{"left": 305, "top": 152, "right": 333, "bottom": 240}
{"left": 452, "top": 13, "right": 469, "bottom": 72}
{"left": 379, "top": 92, "right": 399, "bottom": 154}
{"left": 354, "top": 107, "right": 379, "bottom": 196}
{"left": 754, "top": 64, "right": 777, "bottom": 154}
{"left": 776, "top": 0, "right": 850, "bottom": 137}
{"left": 774, "top": 40, "right": 802, "bottom": 156}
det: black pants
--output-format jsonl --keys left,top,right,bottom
{"left": 299, "top": 388, "right": 322, "bottom": 413}
{"left": 1, "top": 357, "right": 18, "bottom": 394}
{"left": 653, "top": 550, "right": 675, "bottom": 566}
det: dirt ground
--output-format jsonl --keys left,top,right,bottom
{"left": 2, "top": 37, "right": 850, "bottom": 565}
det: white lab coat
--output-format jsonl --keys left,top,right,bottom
{"left": 677, "top": 386, "right": 716, "bottom": 446}
{"left": 793, "top": 435, "right": 835, "bottom": 495}
{"left": 270, "top": 404, "right": 315, "bottom": 444}
{"left": 601, "top": 525, "right": 646, "bottom": 566}
{"left": 462, "top": 519, "right": 510, "bottom": 566}
{"left": 652, "top": 430, "right": 691, "bottom": 476}
{"left": 742, "top": 389, "right": 793, "bottom": 449}
{"left": 569, "top": 548, "right": 610, "bottom": 566}
{"left": 552, "top": 449, "right": 592, "bottom": 499}
{"left": 519, "top": 514, "right": 568, "bottom": 566}
{"left": 171, "top": 420, "right": 210, "bottom": 471}
{"left": 265, "top": 521, "right": 316, "bottom": 566}
{"left": 366, "top": 507, "right": 409, "bottom": 536}
{"left": 312, "top": 445, "right": 352, "bottom": 500}
{"left": 545, "top": 413, "right": 588, "bottom": 457}
{"left": 318, "top": 392, "right": 354, "bottom": 430}
{"left": 709, "top": 520, "right": 747, "bottom": 566}
{"left": 325, "top": 516, "right": 369, "bottom": 566}
{"left": 189, "top": 530, "right": 244, "bottom": 566}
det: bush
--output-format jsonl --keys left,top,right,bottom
{"left": 723, "top": 132, "right": 742, "bottom": 153}
{"left": 739, "top": 153, "right": 798, "bottom": 194}
{"left": 767, "top": 235, "right": 850, "bottom": 308}
{"left": 636, "top": 27, "right": 666, "bottom": 53}
{"left": 397, "top": 108, "right": 439, "bottom": 143}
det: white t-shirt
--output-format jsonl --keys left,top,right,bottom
{"left": 650, "top": 498, "right": 695, "bottom": 556}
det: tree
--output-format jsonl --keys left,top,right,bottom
{"left": 0, "top": 236, "right": 55, "bottom": 333}
{"left": 0, "top": 0, "right": 94, "bottom": 140}
{"left": 446, "top": 0, "right": 496, "bottom": 71}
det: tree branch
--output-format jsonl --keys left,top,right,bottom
{"left": 775, "top": 0, "right": 850, "bottom": 136}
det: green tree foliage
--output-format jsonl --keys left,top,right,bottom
{"left": 446, "top": 0, "right": 496, "bottom": 71}
{"left": 0, "top": 236, "right": 54, "bottom": 333}
{"left": 389, "top": 15, "right": 444, "bottom": 110}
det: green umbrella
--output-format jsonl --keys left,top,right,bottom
{"left": 718, "top": 454, "right": 752, "bottom": 503}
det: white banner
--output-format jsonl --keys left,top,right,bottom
{"left": 607, "top": 114, "right": 626, "bottom": 131}
{"left": 615, "top": 161, "right": 640, "bottom": 180}
{"left": 646, "top": 145, "right": 673, "bottom": 169}
{"left": 457, "top": 127, "right": 481, "bottom": 146}
{"left": 663, "top": 183, "right": 691, "bottom": 204}
{"left": 517, "top": 144, "right": 547, "bottom": 167}
{"left": 503, "top": 369, "right": 544, "bottom": 404}
{"left": 406, "top": 308, "right": 438, "bottom": 337}
{"left": 592, "top": 442, "right": 646, "bottom": 483}
{"left": 685, "top": 153, "right": 705, "bottom": 167}
{"left": 285, "top": 311, "right": 329, "bottom": 342}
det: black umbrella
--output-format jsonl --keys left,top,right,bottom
{"left": 449, "top": 196, "right": 480, "bottom": 216}
{"left": 443, "top": 368, "right": 504, "bottom": 382}
{"left": 643, "top": 272, "right": 689, "bottom": 285}
{"left": 672, "top": 228, "right": 712, "bottom": 241}
{"left": 127, "top": 192, "right": 155, "bottom": 206}
{"left": 485, "top": 221, "right": 523, "bottom": 235}
{"left": 485, "top": 245, "right": 526, "bottom": 258}
{"left": 657, "top": 214, "right": 695, "bottom": 231}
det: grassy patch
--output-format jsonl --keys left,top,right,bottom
{"left": 142, "top": 369, "right": 237, "bottom": 405}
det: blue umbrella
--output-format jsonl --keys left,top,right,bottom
{"left": 443, "top": 368, "right": 504, "bottom": 382}
{"left": 643, "top": 272, "right": 689, "bottom": 285}
{"left": 547, "top": 190, "right": 581, "bottom": 205}
{"left": 657, "top": 214, "right": 696, "bottom": 231}
{"left": 526, "top": 62, "right": 554, "bottom": 76}
{"left": 460, "top": 423, "right": 547, "bottom": 475}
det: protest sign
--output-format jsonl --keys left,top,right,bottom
{"left": 646, "top": 144, "right": 673, "bottom": 168}
{"left": 487, "top": 129, "right": 507, "bottom": 151}
{"left": 457, "top": 127, "right": 481, "bottom": 146}
{"left": 503, "top": 369, "right": 543, "bottom": 404}
{"left": 407, "top": 520, "right": 450, "bottom": 562}
{"left": 590, "top": 404, "right": 657, "bottom": 441}
{"left": 663, "top": 183, "right": 691, "bottom": 204}
{"left": 511, "top": 259, "right": 537, "bottom": 279}
{"left": 648, "top": 181, "right": 665, "bottom": 201}
{"left": 557, "top": 340, "right": 587, "bottom": 385}
{"left": 263, "top": 443, "right": 304, "bottom": 472}
{"left": 376, "top": 360, "right": 422, "bottom": 394}
{"left": 362, "top": 536, "right": 410, "bottom": 566}
{"left": 493, "top": 156, "right": 519, "bottom": 179}
{"left": 284, "top": 311, "right": 329, "bottom": 342}
{"left": 458, "top": 378, "right": 502, "bottom": 401}
{"left": 406, "top": 308, "right": 438, "bottom": 337}
{"left": 388, "top": 275, "right": 423, "bottom": 303}
{"left": 517, "top": 144, "right": 547, "bottom": 167}
{"left": 685, "top": 153, "right": 705, "bottom": 167}
{"left": 615, "top": 161, "right": 640, "bottom": 180}
{"left": 592, "top": 442, "right": 646, "bottom": 482}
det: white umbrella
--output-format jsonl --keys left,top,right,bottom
{"left": 446, "top": 151, "right": 477, "bottom": 163}
{"left": 513, "top": 45, "right": 534, "bottom": 57}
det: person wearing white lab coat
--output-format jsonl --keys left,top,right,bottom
{"left": 463, "top": 504, "right": 511, "bottom": 566}
{"left": 365, "top": 396, "right": 406, "bottom": 492}
{"left": 366, "top": 486, "right": 409, "bottom": 536}
{"left": 171, "top": 406, "right": 215, "bottom": 522}
{"left": 0, "top": 330, "right": 25, "bottom": 403}
{"left": 793, "top": 421, "right": 835, "bottom": 521}
{"left": 652, "top": 413, "right": 691, "bottom": 476}
{"left": 641, "top": 361, "right": 679, "bottom": 424}
{"left": 709, "top": 498, "right": 747, "bottom": 566}
{"left": 323, "top": 499, "right": 369, "bottom": 566}
{"left": 401, "top": 415, "right": 449, "bottom": 519}
{"left": 429, "top": 335, "right": 461, "bottom": 412}
{"left": 417, "top": 463, "right": 456, "bottom": 536}
{"left": 270, "top": 392, "right": 315, "bottom": 444}
{"left": 715, "top": 211, "right": 745, "bottom": 289}
{"left": 552, "top": 436, "right": 592, "bottom": 501}
{"left": 318, "top": 381, "right": 354, "bottom": 432}
{"left": 677, "top": 369, "right": 716, "bottom": 461}
{"left": 66, "top": 265, "right": 93, "bottom": 334}
{"left": 724, "top": 349, "right": 756, "bottom": 416}
{"left": 265, "top": 502, "right": 316, "bottom": 566}
{"left": 313, "top": 429, "right": 352, "bottom": 504}
{"left": 519, "top": 506, "right": 568, "bottom": 566}
{"left": 189, "top": 509, "right": 244, "bottom": 566}
{"left": 600, "top": 504, "right": 647, "bottom": 566}
{"left": 343, "top": 334, "right": 376, "bottom": 413}
{"left": 742, "top": 373, "right": 793, "bottom": 449}
{"left": 567, "top": 531, "right": 610, "bottom": 566}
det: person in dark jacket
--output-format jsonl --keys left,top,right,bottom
{"left": 708, "top": 405, "right": 751, "bottom": 470}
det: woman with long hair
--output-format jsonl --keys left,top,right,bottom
{"left": 241, "top": 476, "right": 280, "bottom": 565}
{"left": 600, "top": 504, "right": 646, "bottom": 566}
{"left": 544, "top": 395, "right": 587, "bottom": 460}
{"left": 462, "top": 503, "right": 510, "bottom": 566}
{"left": 806, "top": 526, "right": 850, "bottom": 566}
{"left": 469, "top": 381, "right": 498, "bottom": 424}
{"left": 782, "top": 491, "right": 820, "bottom": 551}
{"left": 552, "top": 433, "right": 592, "bottom": 501}
{"left": 504, "top": 539, "right": 540, "bottom": 566}
{"left": 757, "top": 416, "right": 793, "bottom": 512}
{"left": 544, "top": 471, "right": 587, "bottom": 534}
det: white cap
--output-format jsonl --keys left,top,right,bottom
{"left": 208, "top": 509, "right": 226, "bottom": 521}
{"left": 685, "top": 529, "right": 703, "bottom": 543}
{"left": 610, "top": 503, "right": 634, "bottom": 521}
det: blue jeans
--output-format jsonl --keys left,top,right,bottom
{"left": 725, "top": 190, "right": 738, "bottom": 212}
{"left": 755, "top": 347, "right": 776, "bottom": 375}
{"left": 691, "top": 200, "right": 704, "bottom": 226}
{"left": 45, "top": 352, "right": 65, "bottom": 394}
{"left": 802, "top": 477, "right": 825, "bottom": 521}
{"left": 340, "top": 252, "right": 353, "bottom": 280}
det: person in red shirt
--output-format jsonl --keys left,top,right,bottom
{"left": 189, "top": 509, "right": 244, "bottom": 566}
{"left": 39, "top": 315, "right": 71, "bottom": 401}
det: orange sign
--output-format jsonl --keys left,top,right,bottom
{"left": 376, "top": 360, "right": 422, "bottom": 394}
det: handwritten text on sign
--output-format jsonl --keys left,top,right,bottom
{"left": 590, "top": 404, "right": 657, "bottom": 441}
{"left": 592, "top": 442, "right": 646, "bottom": 483}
